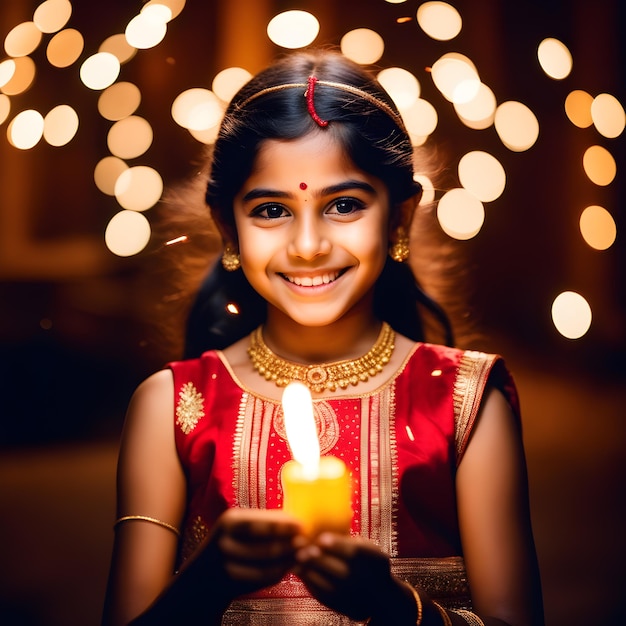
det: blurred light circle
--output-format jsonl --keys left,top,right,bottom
{"left": 8, "top": 109, "right": 44, "bottom": 149}
{"left": 437, "top": 188, "right": 485, "bottom": 240}
{"left": 403, "top": 98, "right": 438, "bottom": 139}
{"left": 583, "top": 145, "right": 616, "bottom": 186}
{"left": 0, "top": 57, "right": 36, "bottom": 95}
{"left": 414, "top": 174, "right": 435, "bottom": 205}
{"left": 4, "top": 22, "right": 42, "bottom": 57}
{"left": 579, "top": 205, "right": 617, "bottom": 251}
{"left": 95, "top": 156, "right": 129, "bottom": 196}
{"left": 494, "top": 101, "right": 539, "bottom": 151}
{"left": 34, "top": 0, "right": 73, "bottom": 34}
{"left": 47, "top": 28, "right": 84, "bottom": 67}
{"left": 416, "top": 2, "right": 462, "bottom": 41}
{"left": 43, "top": 104, "right": 79, "bottom": 146}
{"left": 144, "top": 0, "right": 186, "bottom": 20}
{"left": 189, "top": 124, "right": 221, "bottom": 145}
{"left": 0, "top": 94, "right": 11, "bottom": 124}
{"left": 125, "top": 11, "right": 168, "bottom": 49}
{"left": 431, "top": 54, "right": 480, "bottom": 103}
{"left": 105, "top": 210, "right": 151, "bottom": 257}
{"left": 454, "top": 82, "right": 496, "bottom": 129}
{"left": 551, "top": 291, "right": 592, "bottom": 339}
{"left": 100, "top": 34, "right": 137, "bottom": 64}
{"left": 564, "top": 90, "right": 593, "bottom": 129}
{"left": 80, "top": 52, "right": 121, "bottom": 90}
{"left": 458, "top": 151, "right": 506, "bottom": 202}
{"left": 340, "top": 29, "right": 385, "bottom": 65}
{"left": 267, "top": 11, "right": 320, "bottom": 49}
{"left": 172, "top": 88, "right": 223, "bottom": 130}
{"left": 107, "top": 116, "right": 154, "bottom": 159}
{"left": 212, "top": 67, "right": 252, "bottom": 103}
{"left": 591, "top": 93, "right": 625, "bottom": 139}
{"left": 537, "top": 38, "right": 572, "bottom": 79}
{"left": 0, "top": 59, "right": 16, "bottom": 88}
{"left": 114, "top": 166, "right": 163, "bottom": 211}
{"left": 98, "top": 82, "right": 142, "bottom": 121}
{"left": 377, "top": 67, "right": 420, "bottom": 111}
{"left": 140, "top": 3, "right": 173, "bottom": 22}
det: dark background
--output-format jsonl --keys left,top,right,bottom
{"left": 0, "top": 1, "right": 624, "bottom": 624}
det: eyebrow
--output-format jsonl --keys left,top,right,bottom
{"left": 241, "top": 179, "right": 377, "bottom": 202}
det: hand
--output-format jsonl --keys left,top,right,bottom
{"left": 294, "top": 533, "right": 411, "bottom": 622}
{"left": 202, "top": 508, "right": 303, "bottom": 600}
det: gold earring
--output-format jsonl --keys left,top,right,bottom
{"left": 221, "top": 243, "right": 241, "bottom": 271}
{"left": 389, "top": 229, "right": 409, "bottom": 263}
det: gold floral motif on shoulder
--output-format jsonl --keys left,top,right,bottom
{"left": 176, "top": 381, "right": 205, "bottom": 435}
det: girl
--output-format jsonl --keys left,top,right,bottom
{"left": 102, "top": 49, "right": 544, "bottom": 626}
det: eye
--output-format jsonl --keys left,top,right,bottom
{"left": 252, "top": 203, "right": 290, "bottom": 219}
{"left": 327, "top": 197, "right": 365, "bottom": 215}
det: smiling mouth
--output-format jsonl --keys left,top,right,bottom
{"left": 280, "top": 269, "right": 347, "bottom": 287}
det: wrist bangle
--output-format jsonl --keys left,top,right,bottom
{"left": 432, "top": 601, "right": 452, "bottom": 626}
{"left": 404, "top": 583, "right": 423, "bottom": 625}
{"left": 451, "top": 609, "right": 486, "bottom": 626}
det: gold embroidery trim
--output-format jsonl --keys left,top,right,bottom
{"left": 175, "top": 381, "right": 205, "bottom": 435}
{"left": 453, "top": 351, "right": 497, "bottom": 463}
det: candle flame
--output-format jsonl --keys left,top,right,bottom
{"left": 282, "top": 382, "right": 320, "bottom": 479}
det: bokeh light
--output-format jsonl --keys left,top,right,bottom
{"left": 551, "top": 291, "right": 592, "bottom": 339}
{"left": 431, "top": 53, "right": 480, "bottom": 103}
{"left": 47, "top": 28, "right": 84, "bottom": 67}
{"left": 107, "top": 116, "right": 154, "bottom": 159}
{"left": 125, "top": 7, "right": 169, "bottom": 49}
{"left": 8, "top": 109, "right": 44, "bottom": 149}
{"left": 4, "top": 22, "right": 42, "bottom": 57}
{"left": 537, "top": 38, "right": 573, "bottom": 79}
{"left": 403, "top": 98, "right": 438, "bottom": 142}
{"left": 565, "top": 90, "right": 593, "bottom": 128}
{"left": 579, "top": 205, "right": 617, "bottom": 251}
{"left": 114, "top": 166, "right": 163, "bottom": 211}
{"left": 144, "top": 0, "right": 186, "bottom": 20}
{"left": 212, "top": 67, "right": 252, "bottom": 103}
{"left": 416, "top": 2, "right": 462, "bottom": 41}
{"left": 95, "top": 156, "right": 129, "bottom": 196}
{"left": 377, "top": 67, "right": 420, "bottom": 110}
{"left": 267, "top": 11, "right": 319, "bottom": 49}
{"left": 437, "top": 188, "right": 485, "bottom": 240}
{"left": 583, "top": 145, "right": 616, "bottom": 186}
{"left": 98, "top": 82, "right": 142, "bottom": 121}
{"left": 494, "top": 101, "right": 539, "bottom": 151}
{"left": 1, "top": 56, "right": 36, "bottom": 95}
{"left": 34, "top": 0, "right": 73, "bottom": 34}
{"left": 105, "top": 210, "right": 151, "bottom": 257}
{"left": 591, "top": 93, "right": 625, "bottom": 139}
{"left": 458, "top": 151, "right": 506, "bottom": 202}
{"left": 100, "top": 33, "right": 137, "bottom": 64}
{"left": 172, "top": 88, "right": 223, "bottom": 131}
{"left": 43, "top": 104, "right": 79, "bottom": 146}
{"left": 80, "top": 52, "right": 121, "bottom": 90}
{"left": 0, "top": 94, "right": 11, "bottom": 125}
{"left": 340, "top": 28, "right": 385, "bottom": 65}
{"left": 0, "top": 59, "right": 16, "bottom": 88}
{"left": 454, "top": 82, "right": 497, "bottom": 130}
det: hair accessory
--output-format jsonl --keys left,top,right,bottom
{"left": 247, "top": 322, "right": 395, "bottom": 393}
{"left": 305, "top": 76, "right": 329, "bottom": 127}
{"left": 221, "top": 242, "right": 241, "bottom": 271}
{"left": 114, "top": 515, "right": 180, "bottom": 537}
{"left": 236, "top": 80, "right": 407, "bottom": 133}
{"left": 450, "top": 609, "right": 486, "bottom": 626}
{"left": 389, "top": 227, "right": 410, "bottom": 263}
{"left": 433, "top": 602, "right": 452, "bottom": 626}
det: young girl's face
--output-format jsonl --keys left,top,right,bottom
{"left": 232, "top": 131, "right": 391, "bottom": 329}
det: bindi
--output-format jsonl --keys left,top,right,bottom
{"left": 299, "top": 182, "right": 308, "bottom": 190}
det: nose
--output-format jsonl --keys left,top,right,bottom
{"left": 287, "top": 212, "right": 331, "bottom": 260}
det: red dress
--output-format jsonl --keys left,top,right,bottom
{"left": 169, "top": 341, "right": 519, "bottom": 624}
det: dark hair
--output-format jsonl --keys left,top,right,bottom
{"left": 184, "top": 49, "right": 453, "bottom": 358}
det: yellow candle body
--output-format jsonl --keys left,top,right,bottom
{"left": 281, "top": 456, "right": 352, "bottom": 537}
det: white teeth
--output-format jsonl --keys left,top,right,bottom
{"left": 286, "top": 271, "right": 339, "bottom": 286}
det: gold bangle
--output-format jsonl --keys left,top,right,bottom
{"left": 114, "top": 515, "right": 180, "bottom": 537}
{"left": 433, "top": 601, "right": 452, "bottom": 626}
{"left": 451, "top": 609, "right": 486, "bottom": 626}
{"left": 404, "top": 583, "right": 423, "bottom": 625}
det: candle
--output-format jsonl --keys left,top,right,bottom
{"left": 281, "top": 382, "right": 352, "bottom": 536}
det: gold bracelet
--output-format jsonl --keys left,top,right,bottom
{"left": 451, "top": 609, "right": 486, "bottom": 626}
{"left": 404, "top": 583, "right": 424, "bottom": 625}
{"left": 433, "top": 601, "right": 452, "bottom": 626}
{"left": 114, "top": 515, "right": 180, "bottom": 537}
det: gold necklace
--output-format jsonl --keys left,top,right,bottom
{"left": 247, "top": 322, "right": 395, "bottom": 393}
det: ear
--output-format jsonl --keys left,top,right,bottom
{"left": 210, "top": 209, "right": 238, "bottom": 250}
{"left": 390, "top": 192, "right": 420, "bottom": 241}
